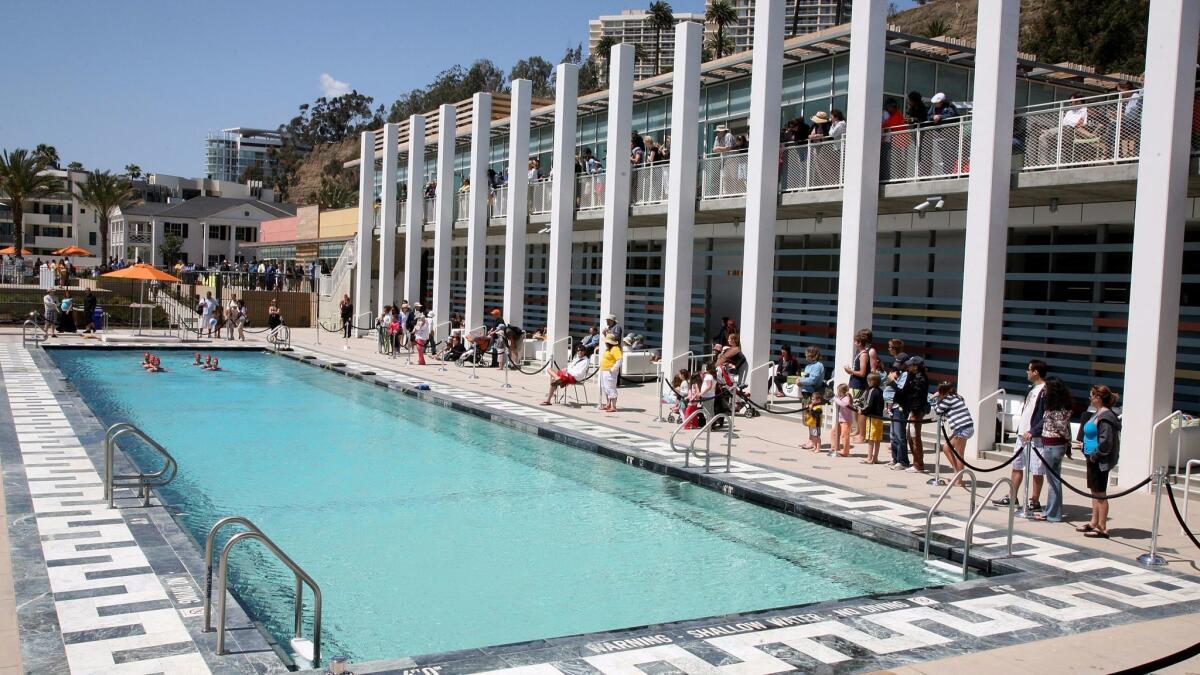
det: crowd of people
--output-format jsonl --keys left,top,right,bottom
{"left": 173, "top": 257, "right": 328, "bottom": 292}
{"left": 39, "top": 287, "right": 100, "bottom": 336}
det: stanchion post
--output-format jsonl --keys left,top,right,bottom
{"left": 1018, "top": 442, "right": 1033, "bottom": 518}
{"left": 652, "top": 363, "right": 665, "bottom": 422}
{"left": 928, "top": 421, "right": 946, "bottom": 486}
{"left": 1138, "top": 466, "right": 1168, "bottom": 567}
{"left": 502, "top": 356, "right": 511, "bottom": 388}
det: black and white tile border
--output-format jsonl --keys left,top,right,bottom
{"left": 282, "top": 347, "right": 1200, "bottom": 675}
{"left": 0, "top": 345, "right": 289, "bottom": 675}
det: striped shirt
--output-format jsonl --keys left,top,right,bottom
{"left": 935, "top": 394, "right": 974, "bottom": 434}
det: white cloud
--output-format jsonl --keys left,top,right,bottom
{"left": 319, "top": 73, "right": 351, "bottom": 98}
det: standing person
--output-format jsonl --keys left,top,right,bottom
{"left": 716, "top": 333, "right": 747, "bottom": 386}
{"left": 771, "top": 345, "right": 799, "bottom": 397}
{"left": 236, "top": 299, "right": 247, "bottom": 341}
{"left": 1076, "top": 385, "right": 1121, "bottom": 538}
{"left": 843, "top": 332, "right": 871, "bottom": 438}
{"left": 698, "top": 362, "right": 719, "bottom": 424}
{"left": 411, "top": 310, "right": 430, "bottom": 365}
{"left": 886, "top": 340, "right": 910, "bottom": 469}
{"left": 339, "top": 294, "right": 353, "bottom": 338}
{"left": 903, "top": 356, "right": 930, "bottom": 473}
{"left": 58, "top": 293, "right": 76, "bottom": 333}
{"left": 599, "top": 334, "right": 623, "bottom": 412}
{"left": 200, "top": 291, "right": 217, "bottom": 338}
{"left": 996, "top": 359, "right": 1047, "bottom": 508}
{"left": 82, "top": 289, "right": 98, "bottom": 333}
{"left": 933, "top": 381, "right": 972, "bottom": 485}
{"left": 905, "top": 91, "right": 928, "bottom": 126}
{"left": 861, "top": 373, "right": 885, "bottom": 464}
{"left": 601, "top": 313, "right": 623, "bottom": 345}
{"left": 684, "top": 372, "right": 703, "bottom": 429}
{"left": 224, "top": 303, "right": 237, "bottom": 340}
{"left": 831, "top": 383, "right": 854, "bottom": 457}
{"left": 1035, "top": 376, "right": 1074, "bottom": 523}
{"left": 267, "top": 299, "right": 282, "bottom": 329}
{"left": 42, "top": 288, "right": 58, "bottom": 338}
{"left": 802, "top": 390, "right": 825, "bottom": 451}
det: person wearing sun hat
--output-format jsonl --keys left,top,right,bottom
{"left": 713, "top": 124, "right": 734, "bottom": 153}
{"left": 809, "top": 111, "right": 833, "bottom": 140}
{"left": 599, "top": 333, "right": 623, "bottom": 412}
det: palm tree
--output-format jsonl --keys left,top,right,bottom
{"left": 124, "top": 163, "right": 142, "bottom": 179}
{"left": 34, "top": 144, "right": 60, "bottom": 169}
{"left": 595, "top": 35, "right": 617, "bottom": 84}
{"left": 648, "top": 1, "right": 675, "bottom": 76}
{"left": 311, "top": 177, "right": 355, "bottom": 209}
{"left": 0, "top": 149, "right": 58, "bottom": 256}
{"left": 67, "top": 161, "right": 84, "bottom": 171}
{"left": 75, "top": 170, "right": 137, "bottom": 265}
{"left": 706, "top": 0, "right": 738, "bottom": 59}
{"left": 706, "top": 34, "right": 735, "bottom": 61}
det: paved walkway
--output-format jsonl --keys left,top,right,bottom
{"left": 0, "top": 456, "right": 20, "bottom": 675}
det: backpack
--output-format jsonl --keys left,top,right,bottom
{"left": 405, "top": 312, "right": 417, "bottom": 332}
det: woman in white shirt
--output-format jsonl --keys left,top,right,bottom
{"left": 411, "top": 310, "right": 430, "bottom": 365}
{"left": 829, "top": 109, "right": 847, "bottom": 137}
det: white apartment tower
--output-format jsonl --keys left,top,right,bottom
{"left": 589, "top": 9, "right": 707, "bottom": 79}
{"left": 709, "top": 0, "right": 851, "bottom": 54}
{"left": 204, "top": 127, "right": 284, "bottom": 184}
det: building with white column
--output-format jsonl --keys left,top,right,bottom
{"left": 342, "top": 13, "right": 1200, "bottom": 489}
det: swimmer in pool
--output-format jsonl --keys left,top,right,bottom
{"left": 192, "top": 352, "right": 202, "bottom": 366}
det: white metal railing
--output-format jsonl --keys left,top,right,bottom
{"left": 1017, "top": 90, "right": 1142, "bottom": 171}
{"left": 699, "top": 150, "right": 749, "bottom": 200}
{"left": 632, "top": 161, "right": 669, "bottom": 205}
{"left": 529, "top": 177, "right": 553, "bottom": 215}
{"left": 881, "top": 118, "right": 972, "bottom": 183}
{"left": 491, "top": 186, "right": 508, "bottom": 219}
{"left": 455, "top": 192, "right": 470, "bottom": 222}
{"left": 780, "top": 137, "right": 846, "bottom": 192}
{"left": 576, "top": 173, "right": 604, "bottom": 210}
{"left": 422, "top": 196, "right": 436, "bottom": 223}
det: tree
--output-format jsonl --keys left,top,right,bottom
{"left": 510, "top": 56, "right": 555, "bottom": 98}
{"left": 1025, "top": 0, "right": 1149, "bottom": 74}
{"left": 75, "top": 170, "right": 138, "bottom": 266}
{"left": 706, "top": 34, "right": 735, "bottom": 61}
{"left": 923, "top": 19, "right": 949, "bottom": 37}
{"left": 159, "top": 234, "right": 183, "bottom": 265}
{"left": 311, "top": 176, "right": 355, "bottom": 209}
{"left": 593, "top": 36, "right": 617, "bottom": 85}
{"left": 706, "top": 0, "right": 738, "bottom": 59}
{"left": 648, "top": 1, "right": 675, "bottom": 76}
{"left": 34, "top": 144, "right": 60, "bottom": 169}
{"left": 0, "top": 149, "right": 57, "bottom": 255}
{"left": 239, "top": 160, "right": 264, "bottom": 184}
{"left": 124, "top": 164, "right": 142, "bottom": 179}
{"left": 67, "top": 161, "right": 84, "bottom": 171}
{"left": 267, "top": 142, "right": 303, "bottom": 203}
{"left": 283, "top": 91, "right": 384, "bottom": 146}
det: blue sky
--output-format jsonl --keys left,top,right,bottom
{"left": 4, "top": 0, "right": 914, "bottom": 178}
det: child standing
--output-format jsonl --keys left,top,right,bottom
{"left": 861, "top": 373, "right": 885, "bottom": 464}
{"left": 934, "top": 381, "right": 973, "bottom": 487}
{"left": 832, "top": 383, "right": 854, "bottom": 457}
{"left": 684, "top": 374, "right": 702, "bottom": 429}
{"left": 803, "top": 391, "right": 824, "bottom": 451}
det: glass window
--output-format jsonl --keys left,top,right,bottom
{"left": 884, "top": 55, "right": 907, "bottom": 97}
{"left": 906, "top": 59, "right": 936, "bottom": 98}
{"left": 705, "top": 83, "right": 728, "bottom": 121}
{"left": 832, "top": 54, "right": 850, "bottom": 97}
{"left": 1029, "top": 83, "right": 1056, "bottom": 106}
{"left": 782, "top": 64, "right": 805, "bottom": 104}
{"left": 936, "top": 65, "right": 969, "bottom": 102}
{"left": 728, "top": 79, "right": 751, "bottom": 118}
{"left": 804, "top": 59, "right": 832, "bottom": 100}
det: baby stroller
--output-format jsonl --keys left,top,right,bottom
{"left": 661, "top": 384, "right": 682, "bottom": 424}
{"left": 716, "top": 364, "right": 760, "bottom": 420}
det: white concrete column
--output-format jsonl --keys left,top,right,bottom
{"left": 737, "top": 0, "right": 785, "bottom": 399}
{"left": 432, "top": 104, "right": 456, "bottom": 325}
{"left": 599, "top": 44, "right": 635, "bottom": 328}
{"left": 546, "top": 64, "right": 578, "bottom": 363}
{"left": 503, "top": 80, "right": 532, "bottom": 326}
{"left": 465, "top": 93, "right": 492, "bottom": 330}
{"left": 1120, "top": 0, "right": 1200, "bottom": 486}
{"left": 353, "top": 131, "right": 375, "bottom": 327}
{"left": 661, "top": 24, "right": 703, "bottom": 374}
{"left": 378, "top": 123, "right": 399, "bottom": 315}
{"left": 149, "top": 219, "right": 157, "bottom": 267}
{"left": 403, "top": 115, "right": 425, "bottom": 304}
{"left": 958, "top": 0, "right": 1020, "bottom": 460}
{"left": 831, "top": 0, "right": 887, "bottom": 386}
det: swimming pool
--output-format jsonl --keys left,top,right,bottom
{"left": 51, "top": 349, "right": 959, "bottom": 663}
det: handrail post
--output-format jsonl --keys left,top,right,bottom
{"left": 962, "top": 477, "right": 1015, "bottom": 579}
{"left": 928, "top": 421, "right": 946, "bottom": 486}
{"left": 924, "top": 468, "right": 975, "bottom": 560}
{"left": 1138, "top": 466, "right": 1168, "bottom": 567}
{"left": 466, "top": 324, "right": 486, "bottom": 380}
{"left": 1184, "top": 459, "right": 1200, "bottom": 533}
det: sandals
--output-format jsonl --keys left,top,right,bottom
{"left": 1075, "top": 524, "right": 1095, "bottom": 533}
{"left": 1083, "top": 529, "right": 1110, "bottom": 538}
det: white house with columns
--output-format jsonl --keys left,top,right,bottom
{"left": 344, "top": 0, "right": 1200, "bottom": 489}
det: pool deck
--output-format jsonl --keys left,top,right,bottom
{"left": 2, "top": 328, "right": 1199, "bottom": 674}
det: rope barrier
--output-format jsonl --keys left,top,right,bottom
{"left": 940, "top": 426, "right": 1025, "bottom": 473}
{"left": 734, "top": 389, "right": 807, "bottom": 415}
{"left": 1164, "top": 481, "right": 1200, "bottom": 551}
{"left": 517, "top": 357, "right": 555, "bottom": 376}
{"left": 1108, "top": 637, "right": 1200, "bottom": 675}
{"left": 1026, "top": 443, "right": 1153, "bottom": 501}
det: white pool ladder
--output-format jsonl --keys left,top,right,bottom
{"left": 923, "top": 469, "right": 1018, "bottom": 579}
{"left": 203, "top": 516, "right": 323, "bottom": 668}
{"left": 21, "top": 318, "right": 44, "bottom": 346}
{"left": 103, "top": 423, "right": 178, "bottom": 508}
{"left": 669, "top": 409, "right": 732, "bottom": 473}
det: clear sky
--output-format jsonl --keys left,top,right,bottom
{"left": 4, "top": 0, "right": 914, "bottom": 178}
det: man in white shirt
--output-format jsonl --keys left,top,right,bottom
{"left": 1037, "top": 93, "right": 1089, "bottom": 164}
{"left": 199, "top": 292, "right": 217, "bottom": 337}
{"left": 995, "top": 359, "right": 1047, "bottom": 509}
{"left": 713, "top": 124, "right": 734, "bottom": 153}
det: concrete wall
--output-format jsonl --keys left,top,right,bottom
{"left": 258, "top": 216, "right": 298, "bottom": 243}
{"left": 319, "top": 207, "right": 358, "bottom": 239}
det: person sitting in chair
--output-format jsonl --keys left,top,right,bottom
{"left": 542, "top": 344, "right": 591, "bottom": 405}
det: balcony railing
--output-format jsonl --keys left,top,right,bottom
{"left": 577, "top": 173, "right": 604, "bottom": 210}
{"left": 1016, "top": 92, "right": 1142, "bottom": 171}
{"left": 699, "top": 150, "right": 749, "bottom": 200}
{"left": 491, "top": 186, "right": 508, "bottom": 219}
{"left": 780, "top": 137, "right": 846, "bottom": 192}
{"left": 632, "top": 161, "right": 669, "bottom": 205}
{"left": 881, "top": 118, "right": 971, "bottom": 183}
{"left": 455, "top": 192, "right": 470, "bottom": 222}
{"left": 529, "top": 178, "right": 553, "bottom": 215}
{"left": 423, "top": 196, "right": 435, "bottom": 223}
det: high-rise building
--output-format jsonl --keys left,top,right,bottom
{"left": 204, "top": 127, "right": 284, "bottom": 183}
{"left": 707, "top": 0, "right": 851, "bottom": 55}
{"left": 588, "top": 9, "right": 708, "bottom": 80}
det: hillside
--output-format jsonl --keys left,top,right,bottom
{"left": 292, "top": 137, "right": 357, "bottom": 206}
{"left": 889, "top": 0, "right": 1048, "bottom": 44}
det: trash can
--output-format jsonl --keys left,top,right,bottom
{"left": 92, "top": 308, "right": 105, "bottom": 331}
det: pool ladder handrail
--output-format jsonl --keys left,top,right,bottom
{"left": 962, "top": 478, "right": 1017, "bottom": 579}
{"left": 669, "top": 410, "right": 732, "bottom": 473}
{"left": 922, "top": 468, "right": 977, "bottom": 562}
{"left": 203, "top": 516, "right": 323, "bottom": 667}
{"left": 103, "top": 423, "right": 178, "bottom": 508}
{"left": 267, "top": 323, "right": 292, "bottom": 351}
{"left": 22, "top": 317, "right": 44, "bottom": 346}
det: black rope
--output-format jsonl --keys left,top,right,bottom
{"left": 940, "top": 424, "right": 1025, "bottom": 473}
{"left": 576, "top": 364, "right": 601, "bottom": 383}
{"left": 734, "top": 388, "right": 808, "bottom": 415}
{"left": 518, "top": 357, "right": 555, "bottom": 375}
{"left": 1027, "top": 442, "right": 1153, "bottom": 501}
{"left": 1108, "top": 637, "right": 1200, "bottom": 675}
{"left": 1164, "top": 479, "right": 1200, "bottom": 552}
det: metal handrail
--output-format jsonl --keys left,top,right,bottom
{"left": 1152, "top": 410, "right": 1183, "bottom": 478}
{"left": 688, "top": 413, "right": 732, "bottom": 473}
{"left": 103, "top": 422, "right": 178, "bottom": 508}
{"left": 203, "top": 516, "right": 264, "bottom": 632}
{"left": 669, "top": 409, "right": 706, "bottom": 455}
{"left": 978, "top": 388, "right": 1008, "bottom": 442}
{"left": 923, "top": 468, "right": 977, "bottom": 560}
{"left": 22, "top": 318, "right": 43, "bottom": 346}
{"left": 353, "top": 310, "right": 372, "bottom": 337}
{"left": 267, "top": 324, "right": 291, "bottom": 351}
{"left": 962, "top": 477, "right": 1016, "bottom": 579}
{"left": 1183, "top": 459, "right": 1200, "bottom": 533}
{"left": 213, "top": 523, "right": 323, "bottom": 667}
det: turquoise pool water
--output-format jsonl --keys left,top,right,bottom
{"left": 51, "top": 349, "right": 956, "bottom": 662}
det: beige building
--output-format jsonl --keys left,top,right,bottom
{"left": 588, "top": 9, "right": 707, "bottom": 79}
{"left": 707, "top": 0, "right": 851, "bottom": 54}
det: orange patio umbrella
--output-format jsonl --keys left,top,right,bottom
{"left": 0, "top": 246, "right": 32, "bottom": 255}
{"left": 102, "top": 263, "right": 181, "bottom": 283}
{"left": 52, "top": 245, "right": 92, "bottom": 256}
